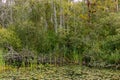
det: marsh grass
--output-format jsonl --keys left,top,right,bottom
{"left": 0, "top": 49, "right": 3, "bottom": 66}
{"left": 0, "top": 49, "right": 5, "bottom": 72}
{"left": 0, "top": 64, "right": 120, "bottom": 80}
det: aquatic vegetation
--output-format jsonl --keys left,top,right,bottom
{"left": 0, "top": 65, "right": 120, "bottom": 80}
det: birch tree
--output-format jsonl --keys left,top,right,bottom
{"left": 53, "top": 0, "right": 58, "bottom": 33}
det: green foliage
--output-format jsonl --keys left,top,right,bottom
{"left": 108, "top": 50, "right": 120, "bottom": 64}
{"left": 0, "top": 0, "right": 120, "bottom": 67}
{"left": 11, "top": 21, "right": 37, "bottom": 49}
{"left": 0, "top": 49, "right": 4, "bottom": 66}
{"left": 0, "top": 28, "right": 21, "bottom": 50}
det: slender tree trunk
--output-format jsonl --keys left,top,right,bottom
{"left": 86, "top": 0, "right": 91, "bottom": 22}
{"left": 115, "top": 0, "right": 119, "bottom": 12}
{"left": 44, "top": 2, "right": 48, "bottom": 32}
{"left": 60, "top": 0, "right": 63, "bottom": 28}
{"left": 53, "top": 0, "right": 58, "bottom": 33}
{"left": 73, "top": 4, "right": 76, "bottom": 32}
{"left": 66, "top": 0, "right": 70, "bottom": 33}
{"left": 10, "top": 4, "right": 13, "bottom": 24}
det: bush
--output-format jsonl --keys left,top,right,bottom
{"left": 20, "top": 48, "right": 35, "bottom": 66}
{"left": 82, "top": 13, "right": 120, "bottom": 67}
{"left": 0, "top": 28, "right": 21, "bottom": 50}
{"left": 4, "top": 49, "right": 22, "bottom": 67}
{"left": 4, "top": 48, "right": 35, "bottom": 67}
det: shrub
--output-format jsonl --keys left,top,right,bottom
{"left": 106, "top": 50, "right": 120, "bottom": 64}
{"left": 4, "top": 49, "right": 22, "bottom": 68}
{"left": 0, "top": 28, "right": 21, "bottom": 50}
{"left": 20, "top": 48, "right": 35, "bottom": 66}
{"left": 4, "top": 48, "right": 35, "bottom": 67}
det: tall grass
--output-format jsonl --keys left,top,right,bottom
{"left": 0, "top": 49, "right": 4, "bottom": 66}
{"left": 0, "top": 49, "right": 6, "bottom": 72}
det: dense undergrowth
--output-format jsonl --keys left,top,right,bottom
{"left": 0, "top": 0, "right": 120, "bottom": 69}
{"left": 1, "top": 13, "right": 120, "bottom": 69}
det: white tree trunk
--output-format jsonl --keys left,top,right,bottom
{"left": 53, "top": 0, "right": 58, "bottom": 33}
{"left": 115, "top": 0, "right": 119, "bottom": 12}
{"left": 60, "top": 0, "right": 63, "bottom": 28}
